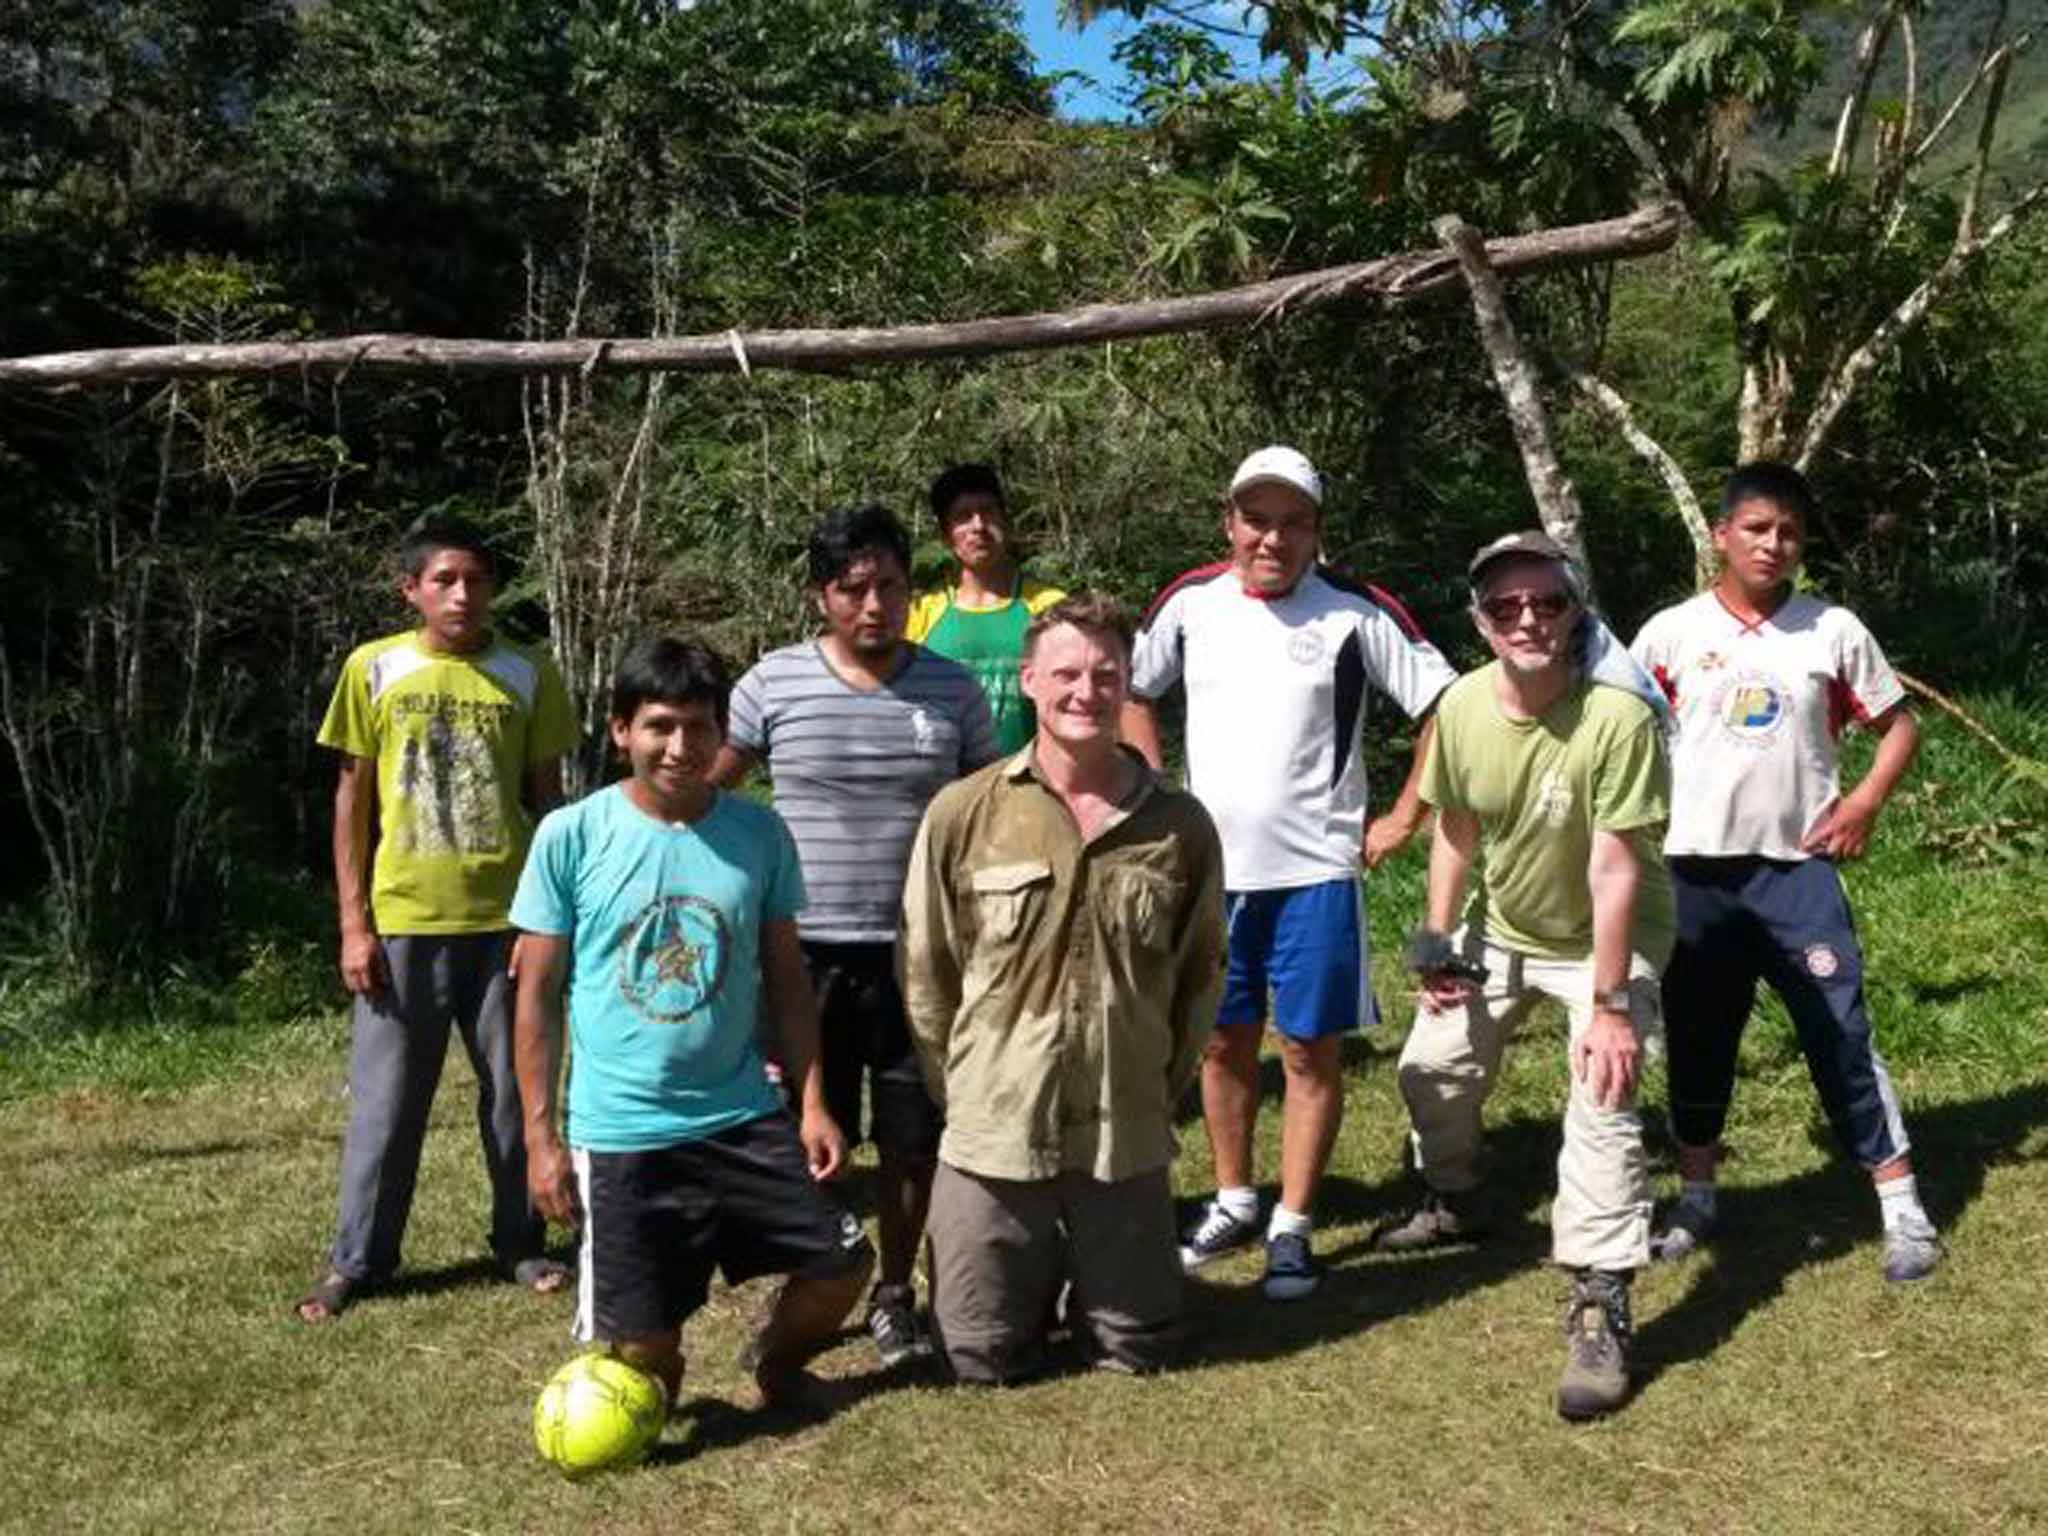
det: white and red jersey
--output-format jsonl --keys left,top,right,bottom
{"left": 1131, "top": 563, "right": 1455, "bottom": 891}
{"left": 1630, "top": 590, "right": 1906, "bottom": 860}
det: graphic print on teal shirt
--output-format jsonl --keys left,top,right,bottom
{"left": 510, "top": 786, "right": 803, "bottom": 1152}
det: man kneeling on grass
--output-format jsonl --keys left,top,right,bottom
{"left": 900, "top": 595, "right": 1226, "bottom": 1381}
{"left": 512, "top": 637, "right": 873, "bottom": 1413}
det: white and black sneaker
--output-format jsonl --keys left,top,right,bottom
{"left": 866, "top": 1283, "right": 931, "bottom": 1368}
{"left": 1882, "top": 1213, "right": 1941, "bottom": 1283}
{"left": 1179, "top": 1199, "right": 1260, "bottom": 1271}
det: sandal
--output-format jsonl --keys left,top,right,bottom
{"left": 295, "top": 1269, "right": 356, "bottom": 1324}
{"left": 510, "top": 1257, "right": 573, "bottom": 1295}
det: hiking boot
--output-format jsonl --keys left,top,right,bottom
{"left": 1649, "top": 1197, "right": 1715, "bottom": 1263}
{"left": 1260, "top": 1232, "right": 1322, "bottom": 1301}
{"left": 1556, "top": 1269, "right": 1633, "bottom": 1422}
{"left": 1371, "top": 1189, "right": 1487, "bottom": 1252}
{"left": 865, "top": 1283, "right": 930, "bottom": 1369}
{"left": 1179, "top": 1199, "right": 1260, "bottom": 1271}
{"left": 1882, "top": 1215, "right": 1941, "bottom": 1283}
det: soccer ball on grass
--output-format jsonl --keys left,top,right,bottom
{"left": 532, "top": 1352, "right": 667, "bottom": 1479}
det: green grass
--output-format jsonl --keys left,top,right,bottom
{"left": 2, "top": 708, "right": 2046, "bottom": 1534}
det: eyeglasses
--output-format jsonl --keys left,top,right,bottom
{"left": 1480, "top": 592, "right": 1573, "bottom": 625}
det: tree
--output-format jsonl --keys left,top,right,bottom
{"left": 1069, "top": 0, "right": 2045, "bottom": 582}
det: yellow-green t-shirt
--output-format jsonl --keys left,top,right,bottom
{"left": 317, "top": 631, "right": 579, "bottom": 935}
{"left": 1419, "top": 665, "right": 1674, "bottom": 964}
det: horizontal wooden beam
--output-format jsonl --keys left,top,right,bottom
{"left": 0, "top": 204, "right": 1681, "bottom": 389}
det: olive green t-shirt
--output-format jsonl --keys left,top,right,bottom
{"left": 1419, "top": 665, "right": 1674, "bottom": 964}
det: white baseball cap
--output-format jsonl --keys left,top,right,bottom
{"left": 1229, "top": 445, "right": 1322, "bottom": 508}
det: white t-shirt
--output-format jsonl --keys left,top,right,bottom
{"left": 1131, "top": 563, "right": 1456, "bottom": 891}
{"left": 1630, "top": 590, "right": 1906, "bottom": 860}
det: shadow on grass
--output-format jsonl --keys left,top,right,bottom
{"left": 651, "top": 1365, "right": 907, "bottom": 1461}
{"left": 1176, "top": 1112, "right": 1566, "bottom": 1369}
{"left": 1631, "top": 1079, "right": 2048, "bottom": 1399}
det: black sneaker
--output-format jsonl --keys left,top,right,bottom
{"left": 1179, "top": 1199, "right": 1260, "bottom": 1271}
{"left": 1371, "top": 1189, "right": 1487, "bottom": 1252}
{"left": 1261, "top": 1232, "right": 1321, "bottom": 1301}
{"left": 866, "top": 1283, "right": 930, "bottom": 1369}
{"left": 1556, "top": 1269, "right": 1633, "bottom": 1422}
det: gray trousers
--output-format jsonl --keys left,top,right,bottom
{"left": 329, "top": 932, "right": 542, "bottom": 1282}
{"left": 927, "top": 1162, "right": 1183, "bottom": 1383}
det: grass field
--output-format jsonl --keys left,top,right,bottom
{"left": 2, "top": 705, "right": 2044, "bottom": 1536}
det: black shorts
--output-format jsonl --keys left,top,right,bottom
{"left": 804, "top": 940, "right": 943, "bottom": 1165}
{"left": 573, "top": 1114, "right": 873, "bottom": 1342}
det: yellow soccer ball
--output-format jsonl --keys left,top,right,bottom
{"left": 532, "top": 1353, "right": 667, "bottom": 1479}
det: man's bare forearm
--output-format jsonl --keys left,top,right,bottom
{"left": 1586, "top": 831, "right": 1642, "bottom": 996}
{"left": 332, "top": 760, "right": 374, "bottom": 936}
{"left": 1425, "top": 807, "right": 1478, "bottom": 933}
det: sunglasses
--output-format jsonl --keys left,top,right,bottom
{"left": 1480, "top": 592, "right": 1573, "bottom": 625}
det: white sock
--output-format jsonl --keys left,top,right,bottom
{"left": 1877, "top": 1174, "right": 1930, "bottom": 1233}
{"left": 1215, "top": 1185, "right": 1258, "bottom": 1222}
{"left": 1267, "top": 1205, "right": 1312, "bottom": 1240}
{"left": 1676, "top": 1180, "right": 1718, "bottom": 1219}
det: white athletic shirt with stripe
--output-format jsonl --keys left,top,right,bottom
{"left": 1629, "top": 590, "right": 1906, "bottom": 860}
{"left": 1131, "top": 563, "right": 1456, "bottom": 891}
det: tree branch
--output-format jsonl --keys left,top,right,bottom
{"left": 1958, "top": 44, "right": 2014, "bottom": 246}
{"left": 1830, "top": 0, "right": 1903, "bottom": 179}
{"left": 1911, "top": 13, "right": 2028, "bottom": 166}
{"left": 1569, "top": 370, "right": 1715, "bottom": 588}
{"left": 1796, "top": 179, "right": 2048, "bottom": 472}
{"left": 1435, "top": 213, "right": 1589, "bottom": 575}
{"left": 0, "top": 206, "right": 1684, "bottom": 388}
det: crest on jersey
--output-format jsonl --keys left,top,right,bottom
{"left": 1287, "top": 628, "right": 1327, "bottom": 666}
{"left": 1709, "top": 669, "right": 1789, "bottom": 744}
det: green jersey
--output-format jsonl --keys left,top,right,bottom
{"left": 906, "top": 578, "right": 1066, "bottom": 755}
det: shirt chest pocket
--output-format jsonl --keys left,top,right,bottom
{"left": 1103, "top": 866, "right": 1175, "bottom": 952}
{"left": 969, "top": 860, "right": 1053, "bottom": 946}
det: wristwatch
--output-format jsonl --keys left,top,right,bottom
{"left": 1592, "top": 985, "right": 1633, "bottom": 1014}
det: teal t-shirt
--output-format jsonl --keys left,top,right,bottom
{"left": 510, "top": 786, "right": 802, "bottom": 1152}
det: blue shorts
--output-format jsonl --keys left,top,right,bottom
{"left": 1217, "top": 878, "right": 1369, "bottom": 1040}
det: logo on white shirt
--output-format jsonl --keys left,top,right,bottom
{"left": 1710, "top": 670, "right": 1789, "bottom": 744}
{"left": 1286, "top": 628, "right": 1327, "bottom": 666}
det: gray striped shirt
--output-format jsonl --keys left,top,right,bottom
{"left": 729, "top": 641, "right": 999, "bottom": 942}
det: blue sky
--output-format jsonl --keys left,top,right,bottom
{"left": 1020, "top": 2, "right": 1176, "bottom": 119}
{"left": 1018, "top": 2, "right": 1359, "bottom": 120}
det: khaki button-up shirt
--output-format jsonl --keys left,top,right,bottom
{"left": 899, "top": 747, "right": 1227, "bottom": 1184}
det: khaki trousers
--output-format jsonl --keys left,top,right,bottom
{"left": 1396, "top": 932, "right": 1659, "bottom": 1272}
{"left": 927, "top": 1161, "right": 1183, "bottom": 1383}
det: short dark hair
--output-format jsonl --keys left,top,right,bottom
{"left": 608, "top": 636, "right": 732, "bottom": 733}
{"left": 1720, "top": 461, "right": 1815, "bottom": 525}
{"left": 1023, "top": 592, "right": 1134, "bottom": 662}
{"left": 929, "top": 463, "right": 1006, "bottom": 526}
{"left": 398, "top": 511, "right": 496, "bottom": 579}
{"left": 807, "top": 503, "right": 911, "bottom": 587}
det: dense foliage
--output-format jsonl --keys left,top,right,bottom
{"left": 1, "top": 0, "right": 2042, "bottom": 992}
